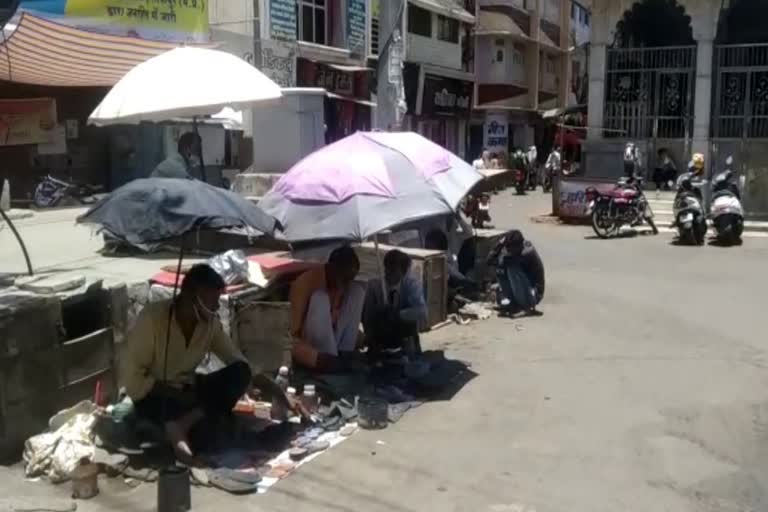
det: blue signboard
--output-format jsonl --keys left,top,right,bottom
{"left": 270, "top": 0, "right": 296, "bottom": 41}
{"left": 347, "top": 0, "right": 366, "bottom": 56}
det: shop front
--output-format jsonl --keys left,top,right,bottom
{"left": 296, "top": 58, "right": 372, "bottom": 144}
{"left": 403, "top": 65, "right": 473, "bottom": 158}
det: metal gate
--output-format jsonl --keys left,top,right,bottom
{"left": 713, "top": 43, "right": 768, "bottom": 218}
{"left": 603, "top": 46, "right": 697, "bottom": 140}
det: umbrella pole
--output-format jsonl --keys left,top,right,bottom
{"left": 193, "top": 117, "right": 208, "bottom": 183}
{"left": 0, "top": 208, "right": 33, "bottom": 276}
{"left": 161, "top": 233, "right": 187, "bottom": 423}
{"left": 374, "top": 235, "right": 387, "bottom": 305}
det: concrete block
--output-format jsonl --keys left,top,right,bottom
{"left": 231, "top": 172, "right": 281, "bottom": 198}
{"left": 16, "top": 274, "right": 86, "bottom": 294}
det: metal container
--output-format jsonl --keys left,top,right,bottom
{"left": 357, "top": 397, "right": 388, "bottom": 430}
{"left": 157, "top": 466, "right": 191, "bottom": 512}
{"left": 71, "top": 460, "right": 99, "bottom": 500}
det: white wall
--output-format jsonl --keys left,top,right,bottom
{"left": 542, "top": 0, "right": 560, "bottom": 23}
{"left": 407, "top": 33, "right": 462, "bottom": 69}
{"left": 539, "top": 53, "right": 559, "bottom": 91}
{"left": 475, "top": 36, "right": 527, "bottom": 85}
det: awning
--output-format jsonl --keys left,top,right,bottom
{"left": 409, "top": 0, "right": 475, "bottom": 24}
{"left": 542, "top": 104, "right": 587, "bottom": 119}
{"left": 326, "top": 92, "right": 376, "bottom": 108}
{"left": 327, "top": 64, "right": 373, "bottom": 72}
{"left": 475, "top": 9, "right": 529, "bottom": 39}
{"left": 0, "top": 13, "right": 205, "bottom": 87}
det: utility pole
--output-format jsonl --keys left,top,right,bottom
{"left": 375, "top": 0, "right": 406, "bottom": 131}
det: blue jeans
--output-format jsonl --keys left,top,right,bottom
{"left": 497, "top": 265, "right": 537, "bottom": 312}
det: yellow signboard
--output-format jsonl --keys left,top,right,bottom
{"left": 19, "top": 0, "right": 209, "bottom": 42}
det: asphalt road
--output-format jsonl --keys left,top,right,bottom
{"left": 4, "top": 191, "right": 768, "bottom": 512}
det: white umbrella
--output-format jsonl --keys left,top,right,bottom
{"left": 88, "top": 47, "right": 282, "bottom": 126}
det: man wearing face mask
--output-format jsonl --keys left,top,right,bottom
{"left": 122, "top": 264, "right": 299, "bottom": 465}
{"left": 151, "top": 132, "right": 201, "bottom": 179}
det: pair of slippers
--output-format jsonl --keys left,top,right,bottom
{"left": 289, "top": 439, "right": 331, "bottom": 461}
{"left": 192, "top": 467, "right": 261, "bottom": 494}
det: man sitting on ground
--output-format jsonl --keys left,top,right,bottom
{"left": 363, "top": 250, "right": 427, "bottom": 358}
{"left": 487, "top": 230, "right": 545, "bottom": 317}
{"left": 151, "top": 132, "right": 201, "bottom": 179}
{"left": 290, "top": 245, "right": 366, "bottom": 372}
{"left": 122, "top": 264, "right": 296, "bottom": 465}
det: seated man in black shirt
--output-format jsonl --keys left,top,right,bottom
{"left": 488, "top": 230, "right": 545, "bottom": 317}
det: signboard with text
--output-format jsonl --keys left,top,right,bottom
{"left": 484, "top": 112, "right": 508, "bottom": 154}
{"left": 261, "top": 39, "right": 296, "bottom": 88}
{"left": 557, "top": 179, "right": 615, "bottom": 218}
{"left": 269, "top": 0, "right": 296, "bottom": 41}
{"left": 18, "top": 0, "right": 209, "bottom": 42}
{"left": 0, "top": 98, "right": 57, "bottom": 147}
{"left": 420, "top": 74, "right": 472, "bottom": 116}
{"left": 347, "top": 0, "right": 366, "bottom": 56}
{"left": 315, "top": 66, "right": 354, "bottom": 96}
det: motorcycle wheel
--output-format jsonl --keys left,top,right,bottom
{"left": 516, "top": 184, "right": 526, "bottom": 195}
{"left": 694, "top": 222, "right": 707, "bottom": 246}
{"left": 591, "top": 206, "right": 617, "bottom": 239}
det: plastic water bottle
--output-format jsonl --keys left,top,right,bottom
{"left": 275, "top": 366, "right": 290, "bottom": 392}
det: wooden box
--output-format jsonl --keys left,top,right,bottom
{"left": 232, "top": 301, "right": 293, "bottom": 376}
{"left": 355, "top": 243, "right": 448, "bottom": 330}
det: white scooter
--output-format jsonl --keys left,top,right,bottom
{"left": 710, "top": 156, "right": 744, "bottom": 245}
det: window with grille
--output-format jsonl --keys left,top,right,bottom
{"left": 437, "top": 15, "right": 459, "bottom": 43}
{"left": 297, "top": 0, "right": 327, "bottom": 45}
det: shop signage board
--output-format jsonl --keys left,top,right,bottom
{"left": 0, "top": 98, "right": 57, "bottom": 147}
{"left": 484, "top": 112, "right": 508, "bottom": 153}
{"left": 261, "top": 39, "right": 296, "bottom": 88}
{"left": 421, "top": 74, "right": 472, "bottom": 116}
{"left": 18, "top": 0, "right": 209, "bottom": 42}
{"left": 315, "top": 67, "right": 354, "bottom": 96}
{"left": 347, "top": 0, "right": 366, "bottom": 56}
{"left": 269, "top": 0, "right": 297, "bottom": 41}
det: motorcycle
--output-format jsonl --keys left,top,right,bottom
{"left": 526, "top": 146, "right": 538, "bottom": 191}
{"left": 33, "top": 175, "right": 100, "bottom": 208}
{"left": 709, "top": 156, "right": 744, "bottom": 245}
{"left": 510, "top": 150, "right": 528, "bottom": 195}
{"left": 584, "top": 176, "right": 659, "bottom": 239}
{"left": 543, "top": 148, "right": 561, "bottom": 193}
{"left": 671, "top": 172, "right": 707, "bottom": 245}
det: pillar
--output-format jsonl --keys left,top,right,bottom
{"left": 691, "top": 37, "right": 714, "bottom": 157}
{"left": 587, "top": 44, "right": 606, "bottom": 140}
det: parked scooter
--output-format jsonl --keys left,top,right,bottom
{"left": 33, "top": 174, "right": 100, "bottom": 208}
{"left": 671, "top": 172, "right": 707, "bottom": 245}
{"left": 709, "top": 155, "right": 744, "bottom": 245}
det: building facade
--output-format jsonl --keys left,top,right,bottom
{"left": 588, "top": 0, "right": 768, "bottom": 217}
{"left": 209, "top": 0, "right": 372, "bottom": 146}
{"left": 472, "top": 0, "right": 572, "bottom": 160}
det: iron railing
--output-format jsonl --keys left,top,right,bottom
{"left": 713, "top": 43, "right": 768, "bottom": 139}
{"left": 604, "top": 45, "right": 697, "bottom": 139}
